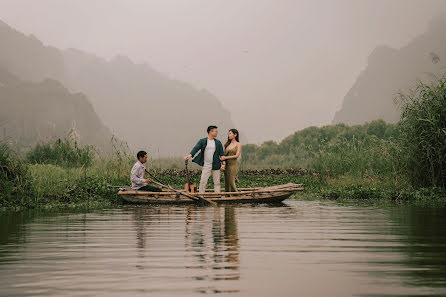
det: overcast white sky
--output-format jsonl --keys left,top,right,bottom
{"left": 1, "top": 0, "right": 446, "bottom": 143}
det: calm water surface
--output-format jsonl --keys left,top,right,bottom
{"left": 1, "top": 200, "right": 446, "bottom": 297}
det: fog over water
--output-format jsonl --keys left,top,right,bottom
{"left": 1, "top": 0, "right": 446, "bottom": 143}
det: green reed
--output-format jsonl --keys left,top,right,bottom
{"left": 397, "top": 78, "right": 446, "bottom": 188}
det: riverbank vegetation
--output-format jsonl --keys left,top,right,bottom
{"left": 1, "top": 78, "right": 446, "bottom": 209}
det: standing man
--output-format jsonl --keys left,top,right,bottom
{"left": 131, "top": 151, "right": 162, "bottom": 192}
{"left": 184, "top": 126, "right": 226, "bottom": 193}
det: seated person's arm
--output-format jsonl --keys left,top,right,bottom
{"left": 131, "top": 166, "right": 150, "bottom": 184}
{"left": 142, "top": 167, "right": 152, "bottom": 183}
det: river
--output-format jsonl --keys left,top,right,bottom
{"left": 1, "top": 200, "right": 446, "bottom": 297}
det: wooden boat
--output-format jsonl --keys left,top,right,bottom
{"left": 118, "top": 183, "right": 303, "bottom": 204}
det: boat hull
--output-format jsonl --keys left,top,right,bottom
{"left": 120, "top": 192, "right": 294, "bottom": 205}
{"left": 118, "top": 183, "right": 303, "bottom": 205}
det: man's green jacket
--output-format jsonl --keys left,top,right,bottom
{"left": 190, "top": 138, "right": 225, "bottom": 170}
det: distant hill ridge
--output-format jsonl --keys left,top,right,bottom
{"left": 0, "top": 68, "right": 114, "bottom": 151}
{"left": 0, "top": 19, "right": 234, "bottom": 155}
{"left": 333, "top": 16, "right": 446, "bottom": 125}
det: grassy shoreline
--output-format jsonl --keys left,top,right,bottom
{"left": 2, "top": 162, "right": 445, "bottom": 211}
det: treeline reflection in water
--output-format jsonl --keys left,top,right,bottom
{"left": 389, "top": 206, "right": 446, "bottom": 290}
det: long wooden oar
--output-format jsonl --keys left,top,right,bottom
{"left": 144, "top": 169, "right": 216, "bottom": 206}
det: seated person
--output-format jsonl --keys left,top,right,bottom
{"left": 131, "top": 150, "right": 162, "bottom": 192}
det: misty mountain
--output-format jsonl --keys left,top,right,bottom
{"left": 333, "top": 17, "right": 446, "bottom": 125}
{"left": 0, "top": 68, "right": 113, "bottom": 151}
{"left": 0, "top": 19, "right": 234, "bottom": 156}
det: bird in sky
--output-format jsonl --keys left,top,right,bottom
{"left": 429, "top": 52, "right": 440, "bottom": 64}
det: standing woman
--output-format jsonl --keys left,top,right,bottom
{"left": 221, "top": 129, "right": 242, "bottom": 192}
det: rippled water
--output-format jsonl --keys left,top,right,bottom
{"left": 1, "top": 200, "right": 446, "bottom": 297}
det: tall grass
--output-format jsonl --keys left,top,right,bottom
{"left": 0, "top": 143, "right": 33, "bottom": 207}
{"left": 397, "top": 78, "right": 446, "bottom": 188}
{"left": 309, "top": 136, "right": 403, "bottom": 183}
{"left": 26, "top": 138, "right": 95, "bottom": 168}
{"left": 26, "top": 132, "right": 96, "bottom": 168}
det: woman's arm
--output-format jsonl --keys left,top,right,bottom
{"left": 221, "top": 144, "right": 242, "bottom": 160}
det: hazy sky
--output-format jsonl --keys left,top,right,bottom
{"left": 1, "top": 0, "right": 446, "bottom": 143}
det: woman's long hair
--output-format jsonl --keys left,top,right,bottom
{"left": 224, "top": 129, "right": 239, "bottom": 148}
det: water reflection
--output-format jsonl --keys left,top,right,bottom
{"left": 130, "top": 205, "right": 240, "bottom": 292}
{"left": 223, "top": 207, "right": 240, "bottom": 268}
{"left": 185, "top": 206, "right": 240, "bottom": 285}
{"left": 1, "top": 202, "right": 446, "bottom": 296}
{"left": 0, "top": 210, "right": 64, "bottom": 264}
{"left": 0, "top": 211, "right": 31, "bottom": 246}
{"left": 390, "top": 206, "right": 446, "bottom": 290}
{"left": 131, "top": 207, "right": 149, "bottom": 264}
